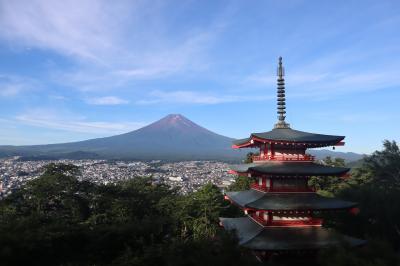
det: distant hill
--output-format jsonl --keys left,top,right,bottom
{"left": 308, "top": 149, "right": 365, "bottom": 163}
{"left": 346, "top": 158, "right": 366, "bottom": 168}
{"left": 0, "top": 114, "right": 364, "bottom": 162}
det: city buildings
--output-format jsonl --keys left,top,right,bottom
{"left": 0, "top": 157, "right": 233, "bottom": 198}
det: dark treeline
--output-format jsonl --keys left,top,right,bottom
{"left": 0, "top": 140, "right": 400, "bottom": 265}
{"left": 311, "top": 140, "right": 400, "bottom": 266}
{"left": 0, "top": 163, "right": 256, "bottom": 266}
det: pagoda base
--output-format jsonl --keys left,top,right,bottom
{"left": 219, "top": 217, "right": 365, "bottom": 251}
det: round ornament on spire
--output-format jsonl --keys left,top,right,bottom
{"left": 274, "top": 57, "right": 290, "bottom": 129}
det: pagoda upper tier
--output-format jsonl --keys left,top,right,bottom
{"left": 233, "top": 127, "right": 345, "bottom": 149}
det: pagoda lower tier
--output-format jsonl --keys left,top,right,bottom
{"left": 220, "top": 217, "right": 365, "bottom": 251}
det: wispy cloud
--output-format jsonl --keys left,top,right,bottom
{"left": 137, "top": 90, "right": 274, "bottom": 105}
{"left": 49, "top": 95, "right": 68, "bottom": 101}
{"left": 0, "top": 83, "right": 24, "bottom": 97}
{"left": 15, "top": 108, "right": 145, "bottom": 134}
{"left": 0, "top": 75, "right": 37, "bottom": 97}
{"left": 137, "top": 90, "right": 238, "bottom": 105}
{"left": 311, "top": 111, "right": 392, "bottom": 124}
{"left": 86, "top": 96, "right": 129, "bottom": 105}
{"left": 0, "top": 0, "right": 224, "bottom": 91}
{"left": 246, "top": 55, "right": 400, "bottom": 100}
{"left": 0, "top": 0, "right": 124, "bottom": 61}
{"left": 55, "top": 28, "right": 219, "bottom": 92}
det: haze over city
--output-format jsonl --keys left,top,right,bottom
{"left": 1, "top": 0, "right": 399, "bottom": 154}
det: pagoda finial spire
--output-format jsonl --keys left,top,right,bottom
{"left": 274, "top": 56, "right": 290, "bottom": 129}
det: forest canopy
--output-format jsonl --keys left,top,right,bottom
{"left": 0, "top": 140, "right": 399, "bottom": 265}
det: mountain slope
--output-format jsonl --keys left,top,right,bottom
{"left": 0, "top": 114, "right": 243, "bottom": 161}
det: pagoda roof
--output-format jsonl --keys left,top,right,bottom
{"left": 230, "top": 162, "right": 350, "bottom": 176}
{"left": 219, "top": 217, "right": 365, "bottom": 251}
{"left": 225, "top": 190, "right": 356, "bottom": 211}
{"left": 233, "top": 128, "right": 344, "bottom": 148}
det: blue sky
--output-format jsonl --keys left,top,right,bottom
{"left": 0, "top": 0, "right": 399, "bottom": 154}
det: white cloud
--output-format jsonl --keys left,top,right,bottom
{"left": 0, "top": 84, "right": 24, "bottom": 97}
{"left": 0, "top": 0, "right": 223, "bottom": 91}
{"left": 246, "top": 54, "right": 400, "bottom": 99}
{"left": 136, "top": 90, "right": 240, "bottom": 105}
{"left": 0, "top": 0, "right": 125, "bottom": 61}
{"left": 311, "top": 111, "right": 392, "bottom": 124}
{"left": 86, "top": 96, "right": 129, "bottom": 105}
{"left": 15, "top": 108, "right": 145, "bottom": 134}
{"left": 49, "top": 95, "right": 68, "bottom": 100}
{"left": 0, "top": 75, "right": 37, "bottom": 97}
{"left": 136, "top": 90, "right": 274, "bottom": 105}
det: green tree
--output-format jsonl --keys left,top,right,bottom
{"left": 353, "top": 140, "right": 400, "bottom": 189}
{"left": 227, "top": 175, "right": 252, "bottom": 192}
{"left": 322, "top": 140, "right": 400, "bottom": 260}
{"left": 308, "top": 156, "right": 348, "bottom": 196}
{"left": 318, "top": 239, "right": 399, "bottom": 266}
{"left": 244, "top": 151, "right": 260, "bottom": 163}
{"left": 0, "top": 163, "right": 262, "bottom": 265}
{"left": 174, "top": 183, "right": 227, "bottom": 240}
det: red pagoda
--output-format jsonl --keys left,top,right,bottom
{"left": 220, "top": 57, "right": 364, "bottom": 259}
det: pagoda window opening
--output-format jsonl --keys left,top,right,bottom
{"left": 251, "top": 211, "right": 270, "bottom": 224}
{"left": 272, "top": 215, "right": 309, "bottom": 221}
{"left": 254, "top": 177, "right": 270, "bottom": 191}
{"left": 263, "top": 212, "right": 269, "bottom": 221}
{"left": 272, "top": 178, "right": 308, "bottom": 192}
{"left": 260, "top": 143, "right": 267, "bottom": 158}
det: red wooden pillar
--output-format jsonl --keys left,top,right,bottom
{"left": 268, "top": 212, "right": 273, "bottom": 224}
{"left": 260, "top": 143, "right": 265, "bottom": 158}
{"left": 265, "top": 144, "right": 269, "bottom": 158}
{"left": 271, "top": 143, "right": 275, "bottom": 159}
{"left": 265, "top": 178, "right": 271, "bottom": 191}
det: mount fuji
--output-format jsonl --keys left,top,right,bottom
{"left": 0, "top": 114, "right": 243, "bottom": 161}
{"left": 0, "top": 114, "right": 363, "bottom": 162}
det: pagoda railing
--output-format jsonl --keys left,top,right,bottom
{"left": 250, "top": 214, "right": 322, "bottom": 227}
{"left": 252, "top": 154, "right": 315, "bottom": 162}
{"left": 269, "top": 218, "right": 323, "bottom": 227}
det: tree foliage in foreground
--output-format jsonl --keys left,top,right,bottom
{"left": 308, "top": 156, "right": 348, "bottom": 197}
{"left": 0, "top": 164, "right": 257, "bottom": 266}
{"left": 227, "top": 175, "right": 252, "bottom": 192}
{"left": 1, "top": 140, "right": 400, "bottom": 265}
{"left": 317, "top": 140, "right": 400, "bottom": 265}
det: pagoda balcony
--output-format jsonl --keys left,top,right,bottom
{"left": 252, "top": 154, "right": 315, "bottom": 162}
{"left": 250, "top": 183, "right": 315, "bottom": 193}
{"left": 250, "top": 214, "right": 323, "bottom": 227}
